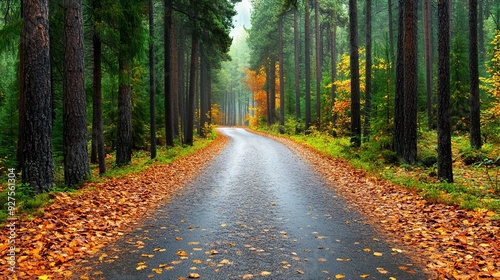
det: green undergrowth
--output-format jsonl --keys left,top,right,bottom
{"left": 0, "top": 134, "right": 216, "bottom": 225}
{"left": 257, "top": 126, "right": 500, "bottom": 216}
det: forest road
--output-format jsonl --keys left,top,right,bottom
{"left": 87, "top": 128, "right": 427, "bottom": 279}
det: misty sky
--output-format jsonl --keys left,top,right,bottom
{"left": 230, "top": 0, "right": 252, "bottom": 37}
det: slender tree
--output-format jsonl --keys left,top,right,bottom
{"left": 164, "top": 0, "right": 175, "bottom": 146}
{"left": 402, "top": 0, "right": 418, "bottom": 164}
{"left": 330, "top": 12, "right": 337, "bottom": 126}
{"left": 294, "top": 7, "right": 301, "bottom": 121}
{"left": 349, "top": 0, "right": 361, "bottom": 147}
{"left": 149, "top": 0, "right": 157, "bottom": 158}
{"left": 363, "top": 0, "right": 372, "bottom": 140}
{"left": 63, "top": 0, "right": 90, "bottom": 185}
{"left": 91, "top": 0, "right": 106, "bottom": 174}
{"left": 469, "top": 0, "right": 482, "bottom": 149}
{"left": 21, "top": 0, "right": 55, "bottom": 192}
{"left": 315, "top": 0, "right": 321, "bottom": 126}
{"left": 437, "top": 0, "right": 453, "bottom": 182}
{"left": 393, "top": 0, "right": 405, "bottom": 157}
{"left": 305, "top": 0, "right": 312, "bottom": 130}
{"left": 184, "top": 31, "right": 198, "bottom": 145}
{"left": 424, "top": 0, "right": 434, "bottom": 129}
{"left": 279, "top": 17, "right": 285, "bottom": 130}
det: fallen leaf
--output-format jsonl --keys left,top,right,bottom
{"left": 335, "top": 274, "right": 346, "bottom": 279}
{"left": 373, "top": 252, "right": 383, "bottom": 257}
{"left": 188, "top": 273, "right": 200, "bottom": 279}
{"left": 260, "top": 271, "right": 272, "bottom": 276}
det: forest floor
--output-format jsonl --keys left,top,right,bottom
{"left": 0, "top": 133, "right": 229, "bottom": 279}
{"left": 252, "top": 129, "right": 500, "bottom": 279}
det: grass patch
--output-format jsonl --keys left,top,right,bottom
{"left": 260, "top": 126, "right": 500, "bottom": 214}
{"left": 0, "top": 135, "right": 216, "bottom": 225}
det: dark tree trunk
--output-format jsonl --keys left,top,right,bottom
{"left": 279, "top": 17, "right": 285, "bottom": 130}
{"left": 437, "top": 0, "right": 453, "bottom": 182}
{"left": 92, "top": 27, "right": 106, "bottom": 174}
{"left": 199, "top": 49, "right": 210, "bottom": 137}
{"left": 184, "top": 33, "right": 198, "bottom": 145}
{"left": 17, "top": 23, "right": 24, "bottom": 171}
{"left": 172, "top": 19, "right": 180, "bottom": 137}
{"left": 331, "top": 17, "right": 337, "bottom": 125}
{"left": 349, "top": 0, "right": 361, "bottom": 147}
{"left": 315, "top": 0, "right": 321, "bottom": 127}
{"left": 393, "top": 0, "right": 405, "bottom": 157}
{"left": 363, "top": 0, "right": 372, "bottom": 141}
{"left": 294, "top": 7, "right": 301, "bottom": 121}
{"left": 63, "top": 0, "right": 90, "bottom": 186}
{"left": 424, "top": 0, "right": 434, "bottom": 130}
{"left": 402, "top": 0, "right": 418, "bottom": 164}
{"left": 116, "top": 57, "right": 132, "bottom": 166}
{"left": 21, "top": 0, "right": 55, "bottom": 192}
{"left": 269, "top": 58, "right": 276, "bottom": 125}
{"left": 388, "top": 0, "right": 395, "bottom": 61}
{"left": 164, "top": 0, "right": 175, "bottom": 146}
{"left": 305, "top": 0, "right": 311, "bottom": 130}
{"left": 149, "top": 0, "right": 157, "bottom": 158}
{"left": 478, "top": 0, "right": 485, "bottom": 65}
{"left": 469, "top": 0, "right": 482, "bottom": 149}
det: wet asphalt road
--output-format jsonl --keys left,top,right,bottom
{"left": 88, "top": 128, "right": 426, "bottom": 279}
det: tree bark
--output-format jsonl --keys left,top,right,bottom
{"left": 478, "top": 0, "right": 485, "bottom": 65}
{"left": 164, "top": 0, "right": 175, "bottom": 146}
{"left": 294, "top": 7, "right": 301, "bottom": 122}
{"left": 349, "top": 0, "right": 361, "bottom": 147}
{"left": 331, "top": 17, "right": 337, "bottom": 126}
{"left": 116, "top": 57, "right": 132, "bottom": 166}
{"left": 363, "top": 0, "right": 372, "bottom": 141}
{"left": 21, "top": 0, "right": 55, "bottom": 192}
{"left": 402, "top": 0, "right": 418, "bottom": 164}
{"left": 199, "top": 48, "right": 210, "bottom": 137}
{"left": 269, "top": 58, "right": 276, "bottom": 125}
{"left": 279, "top": 17, "right": 285, "bottom": 130}
{"left": 388, "top": 0, "right": 395, "bottom": 62}
{"left": 92, "top": 26, "right": 106, "bottom": 174}
{"left": 424, "top": 0, "right": 434, "bottom": 130}
{"left": 437, "top": 0, "right": 453, "bottom": 182}
{"left": 184, "top": 32, "right": 198, "bottom": 145}
{"left": 305, "top": 0, "right": 311, "bottom": 130}
{"left": 469, "top": 0, "right": 482, "bottom": 149}
{"left": 315, "top": 0, "right": 321, "bottom": 127}
{"left": 63, "top": 0, "right": 90, "bottom": 186}
{"left": 149, "top": 0, "right": 157, "bottom": 158}
{"left": 393, "top": 0, "right": 405, "bottom": 157}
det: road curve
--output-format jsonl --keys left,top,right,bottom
{"left": 84, "top": 128, "right": 426, "bottom": 279}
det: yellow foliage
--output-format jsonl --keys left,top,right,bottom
{"left": 483, "top": 30, "right": 500, "bottom": 124}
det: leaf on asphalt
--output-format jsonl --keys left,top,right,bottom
{"left": 373, "top": 252, "right": 383, "bottom": 257}
{"left": 360, "top": 274, "right": 370, "bottom": 278}
{"left": 335, "top": 274, "right": 346, "bottom": 279}
{"left": 376, "top": 267, "right": 388, "bottom": 274}
{"left": 336, "top": 258, "right": 351, "bottom": 262}
{"left": 188, "top": 273, "right": 200, "bottom": 279}
{"left": 260, "top": 271, "right": 272, "bottom": 276}
{"left": 318, "top": 257, "right": 327, "bottom": 262}
{"left": 296, "top": 269, "right": 305, "bottom": 274}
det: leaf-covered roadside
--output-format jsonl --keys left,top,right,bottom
{"left": 256, "top": 130, "right": 500, "bottom": 279}
{"left": 0, "top": 134, "right": 229, "bottom": 279}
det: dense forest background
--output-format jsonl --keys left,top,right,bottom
{"left": 1, "top": 0, "right": 500, "bottom": 194}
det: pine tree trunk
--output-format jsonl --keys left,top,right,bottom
{"left": 331, "top": 17, "right": 337, "bottom": 126}
{"left": 116, "top": 56, "right": 132, "bottom": 166}
{"left": 424, "top": 0, "right": 434, "bottom": 130}
{"left": 437, "top": 0, "right": 453, "bottom": 182}
{"left": 172, "top": 19, "right": 180, "bottom": 137}
{"left": 349, "top": 0, "right": 361, "bottom": 147}
{"left": 92, "top": 28, "right": 106, "bottom": 175}
{"left": 149, "top": 0, "right": 157, "bottom": 158}
{"left": 269, "top": 58, "right": 276, "bottom": 125}
{"left": 393, "top": 0, "right": 405, "bottom": 157}
{"left": 469, "top": 0, "right": 482, "bottom": 149}
{"left": 63, "top": 0, "right": 90, "bottom": 186}
{"left": 363, "top": 0, "right": 372, "bottom": 141}
{"left": 294, "top": 7, "right": 301, "bottom": 122}
{"left": 199, "top": 49, "right": 210, "bottom": 137}
{"left": 21, "top": 0, "right": 55, "bottom": 192}
{"left": 305, "top": 0, "right": 311, "bottom": 130}
{"left": 164, "top": 0, "right": 175, "bottom": 146}
{"left": 388, "top": 0, "right": 395, "bottom": 62}
{"left": 478, "top": 0, "right": 485, "bottom": 65}
{"left": 184, "top": 33, "right": 198, "bottom": 145}
{"left": 279, "top": 17, "right": 285, "bottom": 130}
{"left": 402, "top": 0, "right": 418, "bottom": 164}
{"left": 315, "top": 0, "right": 321, "bottom": 127}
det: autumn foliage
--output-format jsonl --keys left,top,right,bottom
{"left": 243, "top": 63, "right": 281, "bottom": 127}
